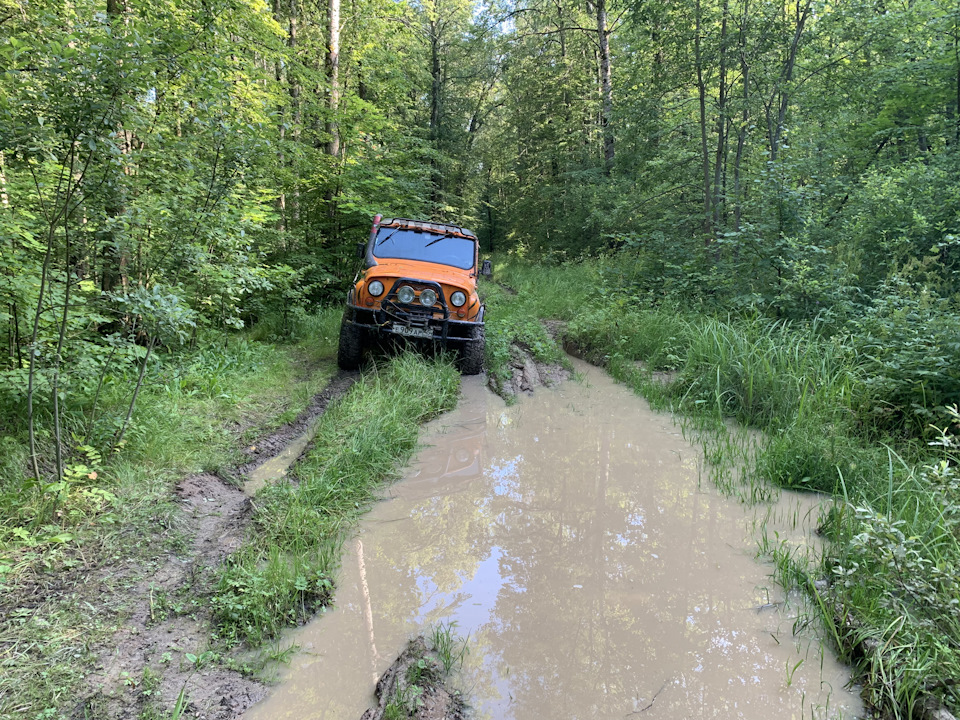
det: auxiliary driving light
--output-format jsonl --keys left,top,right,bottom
{"left": 419, "top": 289, "right": 437, "bottom": 307}
{"left": 397, "top": 285, "right": 416, "bottom": 304}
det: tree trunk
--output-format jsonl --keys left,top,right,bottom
{"left": 273, "top": 0, "right": 287, "bottom": 231}
{"left": 954, "top": 24, "right": 960, "bottom": 144}
{"left": 51, "top": 214, "right": 73, "bottom": 484}
{"left": 113, "top": 335, "right": 155, "bottom": 452}
{"left": 1, "top": 151, "right": 13, "bottom": 369}
{"left": 101, "top": 0, "right": 131, "bottom": 293}
{"left": 429, "top": 23, "right": 443, "bottom": 207}
{"left": 288, "top": 0, "right": 300, "bottom": 225}
{"left": 769, "top": 0, "right": 812, "bottom": 162}
{"left": 327, "top": 0, "right": 341, "bottom": 158}
{"left": 734, "top": 61, "right": 749, "bottom": 231}
{"left": 694, "top": 0, "right": 712, "bottom": 238}
{"left": 0, "top": 151, "right": 8, "bottom": 212}
{"left": 733, "top": 0, "right": 750, "bottom": 231}
{"left": 595, "top": 0, "right": 614, "bottom": 173}
{"left": 712, "top": 0, "right": 729, "bottom": 229}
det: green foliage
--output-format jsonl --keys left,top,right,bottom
{"left": 0, "top": 327, "right": 331, "bottom": 582}
{"left": 820, "top": 410, "right": 960, "bottom": 713}
{"left": 0, "top": 0, "right": 456, "bottom": 502}
{"left": 849, "top": 280, "right": 960, "bottom": 436}
{"left": 0, "top": 325, "right": 335, "bottom": 719}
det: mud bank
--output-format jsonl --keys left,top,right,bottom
{"left": 487, "top": 320, "right": 570, "bottom": 400}
{"left": 77, "top": 373, "right": 357, "bottom": 719}
{"left": 245, "top": 359, "right": 863, "bottom": 720}
{"left": 360, "top": 637, "right": 466, "bottom": 720}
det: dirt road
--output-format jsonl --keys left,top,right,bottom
{"left": 245, "top": 359, "right": 862, "bottom": 719}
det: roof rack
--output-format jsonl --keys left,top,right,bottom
{"left": 379, "top": 217, "right": 477, "bottom": 240}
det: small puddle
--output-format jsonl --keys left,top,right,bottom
{"left": 245, "top": 358, "right": 862, "bottom": 719}
{"left": 244, "top": 427, "right": 318, "bottom": 496}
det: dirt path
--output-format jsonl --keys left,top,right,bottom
{"left": 244, "top": 362, "right": 863, "bottom": 720}
{"left": 78, "top": 374, "right": 357, "bottom": 719}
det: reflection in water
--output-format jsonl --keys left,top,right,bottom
{"left": 245, "top": 360, "right": 862, "bottom": 720}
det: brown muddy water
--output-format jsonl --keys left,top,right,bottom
{"left": 245, "top": 359, "right": 862, "bottom": 720}
{"left": 245, "top": 427, "right": 317, "bottom": 496}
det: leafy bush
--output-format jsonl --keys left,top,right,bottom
{"left": 821, "top": 409, "right": 960, "bottom": 712}
{"left": 849, "top": 279, "right": 960, "bottom": 436}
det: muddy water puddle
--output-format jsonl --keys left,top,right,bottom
{"left": 246, "top": 359, "right": 862, "bottom": 720}
{"left": 245, "top": 427, "right": 318, "bottom": 495}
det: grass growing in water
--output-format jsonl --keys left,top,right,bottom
{"left": 212, "top": 352, "right": 460, "bottom": 644}
{"left": 495, "top": 254, "right": 960, "bottom": 716}
{"left": 380, "top": 625, "right": 469, "bottom": 720}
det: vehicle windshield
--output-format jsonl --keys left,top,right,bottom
{"left": 372, "top": 228, "right": 475, "bottom": 270}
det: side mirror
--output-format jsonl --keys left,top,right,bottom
{"left": 357, "top": 242, "right": 365, "bottom": 259}
{"left": 481, "top": 260, "right": 492, "bottom": 278}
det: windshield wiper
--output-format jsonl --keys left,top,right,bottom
{"left": 376, "top": 229, "right": 401, "bottom": 247}
{"left": 424, "top": 233, "right": 455, "bottom": 248}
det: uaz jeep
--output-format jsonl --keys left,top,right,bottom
{"left": 337, "top": 215, "right": 489, "bottom": 374}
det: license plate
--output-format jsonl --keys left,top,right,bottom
{"left": 392, "top": 324, "right": 434, "bottom": 339}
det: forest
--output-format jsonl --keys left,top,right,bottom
{"left": 2, "top": 0, "right": 960, "bottom": 717}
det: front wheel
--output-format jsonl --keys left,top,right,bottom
{"left": 337, "top": 320, "right": 365, "bottom": 371}
{"left": 458, "top": 327, "right": 485, "bottom": 375}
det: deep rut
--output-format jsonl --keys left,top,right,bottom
{"left": 78, "top": 373, "right": 357, "bottom": 719}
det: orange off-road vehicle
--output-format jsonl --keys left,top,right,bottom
{"left": 337, "top": 215, "right": 490, "bottom": 374}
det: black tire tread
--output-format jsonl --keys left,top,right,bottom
{"left": 337, "top": 320, "right": 365, "bottom": 371}
{"left": 458, "top": 326, "right": 485, "bottom": 375}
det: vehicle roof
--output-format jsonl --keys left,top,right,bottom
{"left": 379, "top": 217, "right": 477, "bottom": 240}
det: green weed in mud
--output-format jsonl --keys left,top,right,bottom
{"left": 380, "top": 627, "right": 468, "bottom": 720}
{"left": 481, "top": 280, "right": 567, "bottom": 402}
{"left": 212, "top": 353, "right": 460, "bottom": 645}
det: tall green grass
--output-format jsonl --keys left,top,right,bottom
{"left": 212, "top": 353, "right": 460, "bottom": 644}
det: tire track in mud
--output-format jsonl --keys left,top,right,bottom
{"left": 78, "top": 373, "right": 358, "bottom": 720}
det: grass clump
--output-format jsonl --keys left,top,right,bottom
{"left": 481, "top": 275, "right": 568, "bottom": 402}
{"left": 212, "top": 352, "right": 460, "bottom": 644}
{"left": 375, "top": 625, "right": 468, "bottom": 720}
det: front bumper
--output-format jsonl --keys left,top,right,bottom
{"left": 342, "top": 303, "right": 483, "bottom": 347}
{"left": 345, "top": 277, "right": 484, "bottom": 347}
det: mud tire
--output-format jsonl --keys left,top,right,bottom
{"left": 337, "top": 320, "right": 365, "bottom": 371}
{"left": 458, "top": 327, "right": 485, "bottom": 375}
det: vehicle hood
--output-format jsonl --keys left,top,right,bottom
{"left": 365, "top": 258, "right": 477, "bottom": 289}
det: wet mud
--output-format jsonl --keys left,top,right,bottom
{"left": 489, "top": 345, "right": 568, "bottom": 400}
{"left": 238, "top": 373, "right": 358, "bottom": 470}
{"left": 360, "top": 637, "right": 466, "bottom": 720}
{"left": 77, "top": 372, "right": 357, "bottom": 719}
{"left": 488, "top": 320, "right": 570, "bottom": 400}
{"left": 245, "top": 359, "right": 863, "bottom": 720}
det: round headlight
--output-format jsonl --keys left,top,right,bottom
{"left": 419, "top": 288, "right": 437, "bottom": 307}
{"left": 450, "top": 291, "right": 466, "bottom": 307}
{"left": 368, "top": 280, "right": 384, "bottom": 297}
{"left": 397, "top": 285, "right": 416, "bottom": 304}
